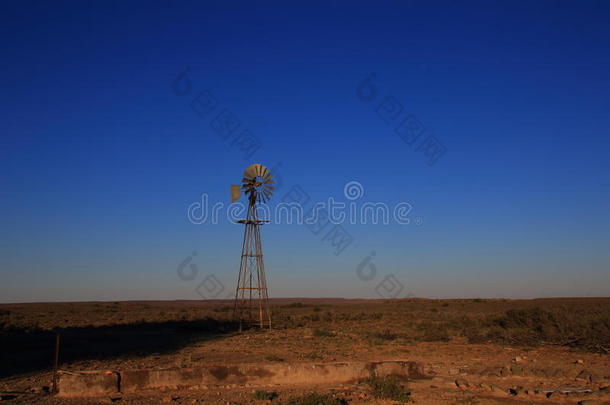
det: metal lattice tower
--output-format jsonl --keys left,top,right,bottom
{"left": 231, "top": 163, "right": 273, "bottom": 329}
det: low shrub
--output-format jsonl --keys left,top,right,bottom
{"left": 366, "top": 375, "right": 412, "bottom": 402}
{"left": 313, "top": 328, "right": 335, "bottom": 338}
{"left": 253, "top": 390, "right": 278, "bottom": 400}
{"left": 264, "top": 354, "right": 284, "bottom": 362}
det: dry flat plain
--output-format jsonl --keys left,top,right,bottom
{"left": 0, "top": 298, "right": 609, "bottom": 404}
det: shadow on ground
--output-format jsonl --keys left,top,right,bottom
{"left": 0, "top": 318, "right": 238, "bottom": 379}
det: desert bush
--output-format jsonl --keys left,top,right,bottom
{"left": 371, "top": 328, "right": 399, "bottom": 341}
{"left": 416, "top": 322, "right": 450, "bottom": 342}
{"left": 313, "top": 328, "right": 335, "bottom": 337}
{"left": 340, "top": 311, "right": 384, "bottom": 321}
{"left": 306, "top": 314, "right": 320, "bottom": 322}
{"left": 253, "top": 390, "right": 278, "bottom": 400}
{"left": 303, "top": 352, "right": 324, "bottom": 360}
{"left": 462, "top": 307, "right": 610, "bottom": 352}
{"left": 0, "top": 319, "right": 40, "bottom": 333}
{"left": 365, "top": 375, "right": 412, "bottom": 402}
{"left": 265, "top": 354, "right": 284, "bottom": 362}
{"left": 282, "top": 302, "right": 307, "bottom": 308}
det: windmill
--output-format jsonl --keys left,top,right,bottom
{"left": 230, "top": 163, "right": 273, "bottom": 330}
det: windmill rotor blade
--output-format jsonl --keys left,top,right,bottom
{"left": 255, "top": 164, "right": 264, "bottom": 177}
{"left": 260, "top": 167, "right": 269, "bottom": 179}
{"left": 244, "top": 165, "right": 257, "bottom": 178}
{"left": 248, "top": 164, "right": 260, "bottom": 178}
{"left": 241, "top": 177, "right": 254, "bottom": 184}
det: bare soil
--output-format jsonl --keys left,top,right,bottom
{"left": 1, "top": 298, "right": 609, "bottom": 404}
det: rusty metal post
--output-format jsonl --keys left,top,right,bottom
{"left": 52, "top": 333, "right": 60, "bottom": 394}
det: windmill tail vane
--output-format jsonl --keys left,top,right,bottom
{"left": 230, "top": 163, "right": 273, "bottom": 330}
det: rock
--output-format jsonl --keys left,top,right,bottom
{"left": 58, "top": 371, "right": 119, "bottom": 397}
{"left": 589, "top": 387, "right": 610, "bottom": 397}
{"left": 479, "top": 382, "right": 493, "bottom": 391}
{"left": 455, "top": 378, "right": 470, "bottom": 389}
{"left": 510, "top": 364, "right": 524, "bottom": 376}
{"left": 449, "top": 368, "right": 460, "bottom": 375}
{"left": 532, "top": 367, "right": 562, "bottom": 378}
{"left": 28, "top": 386, "right": 49, "bottom": 394}
{"left": 513, "top": 356, "right": 523, "bottom": 363}
{"left": 577, "top": 369, "right": 592, "bottom": 381}
{"left": 508, "top": 386, "right": 525, "bottom": 396}
{"left": 490, "top": 385, "right": 507, "bottom": 395}
{"left": 162, "top": 395, "right": 179, "bottom": 403}
{"left": 576, "top": 359, "right": 585, "bottom": 364}
{"left": 578, "top": 400, "right": 605, "bottom": 405}
{"left": 576, "top": 369, "right": 602, "bottom": 383}
{"left": 480, "top": 366, "right": 507, "bottom": 377}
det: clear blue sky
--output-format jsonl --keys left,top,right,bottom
{"left": 1, "top": 1, "right": 609, "bottom": 302}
